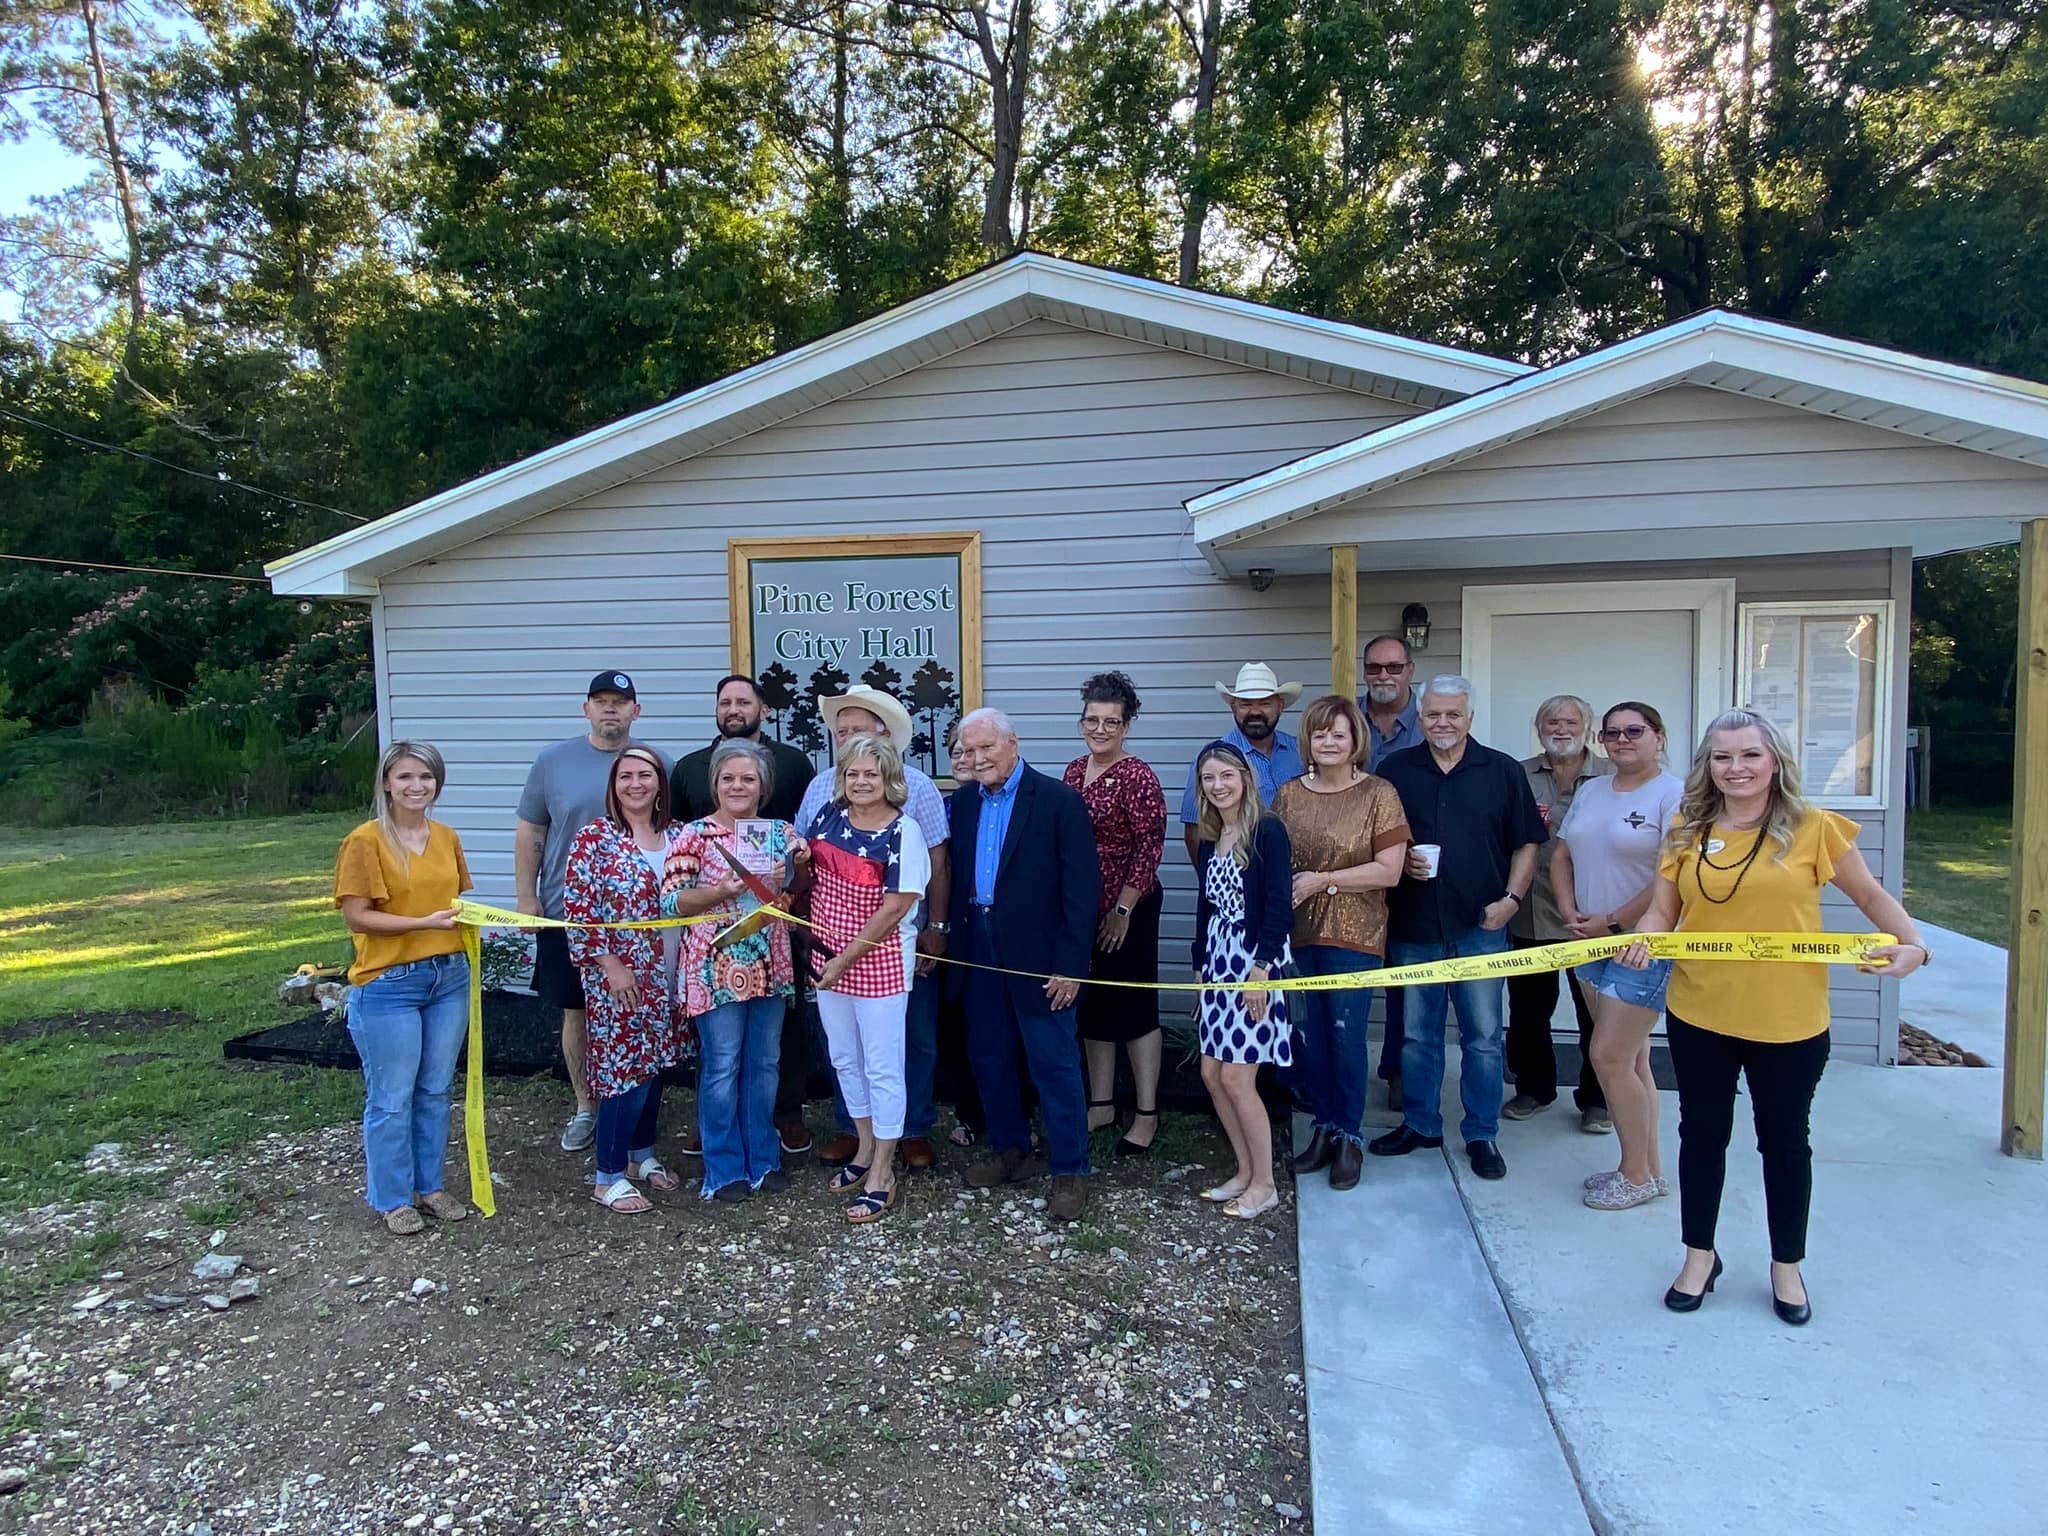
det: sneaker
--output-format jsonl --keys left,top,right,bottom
{"left": 1583, "top": 1169, "right": 1624, "bottom": 1191}
{"left": 1583, "top": 1174, "right": 1659, "bottom": 1210}
{"left": 1580, "top": 1108, "right": 1614, "bottom": 1135}
{"left": 1501, "top": 1093, "right": 1550, "bottom": 1121}
{"left": 679, "top": 1134, "right": 703, "bottom": 1159}
{"left": 559, "top": 1110, "right": 596, "bottom": 1152}
{"left": 776, "top": 1115, "right": 814, "bottom": 1155}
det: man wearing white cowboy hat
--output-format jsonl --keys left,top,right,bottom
{"left": 1178, "top": 662, "right": 1307, "bottom": 863}
{"left": 795, "top": 684, "right": 954, "bottom": 1169}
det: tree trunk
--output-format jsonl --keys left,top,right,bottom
{"left": 973, "top": 0, "right": 1033, "bottom": 255}
{"left": 77, "top": 0, "right": 148, "bottom": 358}
{"left": 1177, "top": 0, "right": 1222, "bottom": 286}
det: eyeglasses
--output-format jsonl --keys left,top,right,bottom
{"left": 1362, "top": 662, "right": 1408, "bottom": 676}
{"left": 1080, "top": 717, "right": 1126, "bottom": 732}
{"left": 1598, "top": 725, "right": 1651, "bottom": 742}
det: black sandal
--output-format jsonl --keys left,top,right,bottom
{"left": 846, "top": 1184, "right": 900, "bottom": 1224}
{"left": 1117, "top": 1107, "right": 1160, "bottom": 1159}
{"left": 828, "top": 1163, "right": 869, "bottom": 1192}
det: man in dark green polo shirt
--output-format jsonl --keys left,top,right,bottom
{"left": 671, "top": 674, "right": 817, "bottom": 823}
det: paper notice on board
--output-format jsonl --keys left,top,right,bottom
{"left": 1747, "top": 614, "right": 1802, "bottom": 742}
{"left": 1799, "top": 617, "right": 1876, "bottom": 797}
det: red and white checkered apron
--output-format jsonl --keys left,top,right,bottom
{"left": 808, "top": 839, "right": 908, "bottom": 997}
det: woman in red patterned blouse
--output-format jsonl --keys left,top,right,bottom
{"left": 1063, "top": 672, "right": 1168, "bottom": 1157}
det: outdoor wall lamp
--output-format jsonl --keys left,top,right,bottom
{"left": 1248, "top": 567, "right": 1276, "bottom": 592}
{"left": 1402, "top": 602, "right": 1431, "bottom": 652}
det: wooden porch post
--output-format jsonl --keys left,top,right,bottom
{"left": 1331, "top": 545, "right": 1358, "bottom": 699}
{"left": 2005, "top": 516, "right": 2047, "bottom": 1158}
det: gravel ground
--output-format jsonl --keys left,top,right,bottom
{"left": 0, "top": 1082, "right": 1312, "bottom": 1535}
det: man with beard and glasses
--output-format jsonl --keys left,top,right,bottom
{"left": 1359, "top": 634, "right": 1425, "bottom": 1109}
{"left": 671, "top": 675, "right": 816, "bottom": 824}
{"left": 516, "top": 671, "right": 671, "bottom": 1154}
{"left": 669, "top": 674, "right": 818, "bottom": 1157}
{"left": 1178, "top": 663, "right": 1305, "bottom": 864}
{"left": 1502, "top": 694, "right": 1612, "bottom": 1131}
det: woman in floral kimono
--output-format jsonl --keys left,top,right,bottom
{"left": 563, "top": 746, "right": 689, "bottom": 1214}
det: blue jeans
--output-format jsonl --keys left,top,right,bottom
{"left": 830, "top": 970, "right": 939, "bottom": 1138}
{"left": 1392, "top": 926, "right": 1511, "bottom": 1144}
{"left": 345, "top": 953, "right": 470, "bottom": 1214}
{"left": 1292, "top": 946, "right": 1382, "bottom": 1145}
{"left": 596, "top": 1077, "right": 663, "bottom": 1185}
{"left": 696, "top": 996, "right": 784, "bottom": 1195}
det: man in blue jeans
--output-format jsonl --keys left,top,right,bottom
{"left": 1369, "top": 675, "right": 1547, "bottom": 1180}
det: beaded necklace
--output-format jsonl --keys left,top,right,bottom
{"left": 1692, "top": 799, "right": 1773, "bottom": 906}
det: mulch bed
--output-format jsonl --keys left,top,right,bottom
{"left": 0, "top": 1088, "right": 1314, "bottom": 1535}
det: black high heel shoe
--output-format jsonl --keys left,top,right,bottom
{"left": 1664, "top": 1253, "right": 1724, "bottom": 1313}
{"left": 1771, "top": 1272, "right": 1812, "bottom": 1327}
{"left": 1117, "top": 1107, "right": 1159, "bottom": 1159}
{"left": 1086, "top": 1097, "right": 1117, "bottom": 1134}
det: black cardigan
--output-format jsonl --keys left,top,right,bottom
{"left": 1192, "top": 816, "right": 1295, "bottom": 972}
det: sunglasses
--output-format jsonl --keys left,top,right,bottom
{"left": 1598, "top": 725, "right": 1652, "bottom": 742}
{"left": 1362, "top": 662, "right": 1408, "bottom": 676}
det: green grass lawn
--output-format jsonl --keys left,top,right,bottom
{"left": 0, "top": 813, "right": 365, "bottom": 1212}
{"left": 1903, "top": 805, "right": 2012, "bottom": 946}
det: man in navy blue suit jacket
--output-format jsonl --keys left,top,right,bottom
{"left": 949, "top": 707, "right": 1101, "bottom": 1221}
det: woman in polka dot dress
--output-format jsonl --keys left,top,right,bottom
{"left": 1190, "top": 741, "right": 1295, "bottom": 1219}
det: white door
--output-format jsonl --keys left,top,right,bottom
{"left": 1461, "top": 579, "right": 1736, "bottom": 762}
{"left": 1488, "top": 610, "right": 1697, "bottom": 760}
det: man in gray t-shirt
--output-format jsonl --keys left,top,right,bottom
{"left": 514, "top": 670, "right": 668, "bottom": 1152}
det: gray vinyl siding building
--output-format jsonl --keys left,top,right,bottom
{"left": 276, "top": 255, "right": 2048, "bottom": 1067}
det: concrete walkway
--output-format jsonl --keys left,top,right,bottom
{"left": 1901, "top": 920, "right": 2008, "bottom": 1063}
{"left": 1297, "top": 931, "right": 2048, "bottom": 1535}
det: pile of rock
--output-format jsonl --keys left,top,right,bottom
{"left": 1899, "top": 1021, "right": 1989, "bottom": 1067}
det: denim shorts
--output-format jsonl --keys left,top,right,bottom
{"left": 1575, "top": 955, "right": 1674, "bottom": 1013}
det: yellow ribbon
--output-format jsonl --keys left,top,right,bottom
{"left": 450, "top": 898, "right": 1894, "bottom": 1217}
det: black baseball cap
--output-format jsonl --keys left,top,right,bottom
{"left": 587, "top": 670, "right": 637, "bottom": 701}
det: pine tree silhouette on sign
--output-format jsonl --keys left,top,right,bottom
{"left": 757, "top": 662, "right": 800, "bottom": 742}
{"left": 787, "top": 701, "right": 826, "bottom": 764}
{"left": 806, "top": 662, "right": 851, "bottom": 762}
{"left": 860, "top": 659, "right": 904, "bottom": 700}
{"left": 908, "top": 659, "right": 959, "bottom": 776}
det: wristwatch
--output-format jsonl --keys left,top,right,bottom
{"left": 927, "top": 921, "right": 951, "bottom": 936}
{"left": 1502, "top": 891, "right": 1523, "bottom": 907}
{"left": 1325, "top": 882, "right": 1339, "bottom": 897}
{"left": 1607, "top": 921, "right": 1625, "bottom": 936}
{"left": 1113, "top": 903, "right": 1133, "bottom": 917}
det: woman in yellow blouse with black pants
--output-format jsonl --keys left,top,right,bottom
{"left": 1620, "top": 710, "right": 1926, "bottom": 1325}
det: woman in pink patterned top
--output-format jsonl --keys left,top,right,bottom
{"left": 1063, "top": 672, "right": 1167, "bottom": 1157}
{"left": 661, "top": 739, "right": 807, "bottom": 1204}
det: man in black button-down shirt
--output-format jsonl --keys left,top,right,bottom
{"left": 1368, "top": 676, "right": 1547, "bottom": 1180}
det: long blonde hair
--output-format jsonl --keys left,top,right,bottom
{"left": 371, "top": 740, "right": 446, "bottom": 871}
{"left": 1194, "top": 743, "right": 1263, "bottom": 868}
{"left": 1668, "top": 709, "right": 1810, "bottom": 862}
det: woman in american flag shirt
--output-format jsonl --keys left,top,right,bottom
{"left": 806, "top": 733, "right": 931, "bottom": 1223}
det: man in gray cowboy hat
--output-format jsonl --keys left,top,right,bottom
{"left": 794, "top": 683, "right": 954, "bottom": 1169}
{"left": 1178, "top": 661, "right": 1306, "bottom": 863}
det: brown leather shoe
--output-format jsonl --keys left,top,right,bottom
{"left": 964, "top": 1147, "right": 1028, "bottom": 1188}
{"left": 819, "top": 1133, "right": 861, "bottom": 1166}
{"left": 1047, "top": 1175, "right": 1087, "bottom": 1222}
{"left": 776, "top": 1114, "right": 814, "bottom": 1155}
{"left": 1329, "top": 1139, "right": 1364, "bottom": 1192}
{"left": 900, "top": 1136, "right": 936, "bottom": 1169}
{"left": 1292, "top": 1127, "right": 1336, "bottom": 1175}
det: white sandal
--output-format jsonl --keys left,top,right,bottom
{"left": 629, "top": 1157, "right": 681, "bottom": 1193}
{"left": 591, "top": 1177, "right": 652, "bottom": 1214}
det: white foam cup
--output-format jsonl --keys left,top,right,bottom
{"left": 1413, "top": 843, "right": 1442, "bottom": 879}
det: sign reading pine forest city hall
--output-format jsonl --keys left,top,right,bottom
{"left": 727, "top": 532, "right": 984, "bottom": 779}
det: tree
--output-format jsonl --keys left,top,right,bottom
{"left": 786, "top": 699, "right": 827, "bottom": 761}
{"left": 859, "top": 657, "right": 903, "bottom": 698}
{"left": 907, "top": 657, "right": 957, "bottom": 774}
{"left": 805, "top": 660, "right": 851, "bottom": 759}
{"left": 757, "top": 661, "right": 800, "bottom": 740}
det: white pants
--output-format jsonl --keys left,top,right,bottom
{"left": 817, "top": 990, "right": 909, "bottom": 1141}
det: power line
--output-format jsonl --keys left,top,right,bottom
{"left": 0, "top": 404, "right": 369, "bottom": 524}
{"left": 0, "top": 552, "right": 271, "bottom": 586}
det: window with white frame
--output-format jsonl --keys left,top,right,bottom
{"left": 1738, "top": 600, "right": 1893, "bottom": 808}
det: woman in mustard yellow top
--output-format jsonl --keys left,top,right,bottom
{"left": 334, "top": 742, "right": 474, "bottom": 1236}
{"left": 1619, "top": 710, "right": 1925, "bottom": 1325}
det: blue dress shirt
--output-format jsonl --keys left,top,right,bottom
{"left": 1363, "top": 696, "right": 1423, "bottom": 771}
{"left": 974, "top": 757, "right": 1026, "bottom": 904}
{"left": 1178, "top": 727, "right": 1304, "bottom": 825}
